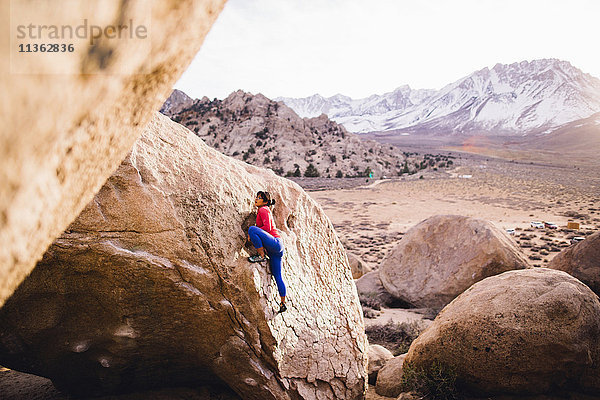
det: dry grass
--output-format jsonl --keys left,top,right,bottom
{"left": 365, "top": 320, "right": 426, "bottom": 356}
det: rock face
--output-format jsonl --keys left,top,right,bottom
{"left": 379, "top": 215, "right": 530, "bottom": 309}
{"left": 367, "top": 344, "right": 394, "bottom": 385}
{"left": 548, "top": 232, "right": 600, "bottom": 295}
{"left": 404, "top": 269, "right": 600, "bottom": 396}
{"left": 0, "top": 0, "right": 225, "bottom": 307}
{"left": 0, "top": 113, "right": 368, "bottom": 399}
{"left": 375, "top": 354, "right": 407, "bottom": 397}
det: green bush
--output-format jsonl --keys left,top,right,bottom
{"left": 400, "top": 361, "right": 460, "bottom": 400}
{"left": 304, "top": 163, "right": 320, "bottom": 177}
{"left": 286, "top": 167, "right": 302, "bottom": 178}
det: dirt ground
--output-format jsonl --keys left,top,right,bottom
{"left": 308, "top": 152, "right": 600, "bottom": 271}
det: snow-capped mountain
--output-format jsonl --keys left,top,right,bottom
{"left": 275, "top": 86, "right": 436, "bottom": 132}
{"left": 278, "top": 59, "right": 600, "bottom": 136}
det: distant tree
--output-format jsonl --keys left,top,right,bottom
{"left": 336, "top": 170, "right": 344, "bottom": 178}
{"left": 248, "top": 145, "right": 255, "bottom": 154}
{"left": 264, "top": 156, "right": 271, "bottom": 164}
{"left": 330, "top": 154, "right": 337, "bottom": 163}
{"left": 364, "top": 166, "right": 373, "bottom": 177}
{"left": 293, "top": 166, "right": 302, "bottom": 177}
{"left": 402, "top": 162, "right": 410, "bottom": 175}
{"left": 304, "top": 164, "right": 319, "bottom": 177}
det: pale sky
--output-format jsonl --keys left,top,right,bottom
{"left": 175, "top": 0, "right": 600, "bottom": 100}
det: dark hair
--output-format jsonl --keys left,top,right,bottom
{"left": 257, "top": 191, "right": 276, "bottom": 206}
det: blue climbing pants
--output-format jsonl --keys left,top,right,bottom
{"left": 248, "top": 226, "right": 286, "bottom": 297}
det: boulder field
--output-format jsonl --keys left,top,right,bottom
{"left": 0, "top": 113, "right": 368, "bottom": 399}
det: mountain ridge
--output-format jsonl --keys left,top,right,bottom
{"left": 160, "top": 90, "right": 454, "bottom": 179}
{"left": 277, "top": 59, "right": 600, "bottom": 136}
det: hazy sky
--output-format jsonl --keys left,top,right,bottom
{"left": 175, "top": 0, "right": 600, "bottom": 100}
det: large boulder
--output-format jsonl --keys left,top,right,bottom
{"left": 404, "top": 268, "right": 600, "bottom": 396}
{"left": 355, "top": 271, "right": 399, "bottom": 309}
{"left": 367, "top": 344, "right": 394, "bottom": 385}
{"left": 0, "top": 113, "right": 368, "bottom": 399}
{"left": 379, "top": 215, "right": 530, "bottom": 309}
{"left": 0, "top": 0, "right": 225, "bottom": 307}
{"left": 374, "top": 354, "right": 407, "bottom": 397}
{"left": 548, "top": 232, "right": 600, "bottom": 295}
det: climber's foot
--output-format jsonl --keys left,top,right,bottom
{"left": 248, "top": 255, "right": 267, "bottom": 263}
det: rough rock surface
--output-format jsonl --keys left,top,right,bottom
{"left": 0, "top": 0, "right": 225, "bottom": 307}
{"left": 548, "top": 232, "right": 600, "bottom": 295}
{"left": 0, "top": 113, "right": 368, "bottom": 399}
{"left": 367, "top": 344, "right": 394, "bottom": 385}
{"left": 375, "top": 354, "right": 407, "bottom": 397}
{"left": 404, "top": 268, "right": 600, "bottom": 396}
{"left": 379, "top": 215, "right": 530, "bottom": 309}
{"left": 348, "top": 251, "right": 371, "bottom": 279}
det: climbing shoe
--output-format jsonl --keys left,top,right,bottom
{"left": 248, "top": 255, "right": 267, "bottom": 263}
{"left": 278, "top": 303, "right": 287, "bottom": 313}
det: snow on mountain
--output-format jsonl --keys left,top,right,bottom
{"left": 276, "top": 86, "right": 436, "bottom": 119}
{"left": 278, "top": 59, "right": 600, "bottom": 136}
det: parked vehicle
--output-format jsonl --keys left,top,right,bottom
{"left": 571, "top": 236, "right": 585, "bottom": 244}
{"left": 544, "top": 222, "right": 558, "bottom": 229}
{"left": 506, "top": 228, "right": 516, "bottom": 235}
{"left": 530, "top": 221, "right": 544, "bottom": 229}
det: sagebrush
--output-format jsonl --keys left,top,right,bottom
{"left": 401, "top": 360, "right": 460, "bottom": 400}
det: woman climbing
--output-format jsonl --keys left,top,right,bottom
{"left": 247, "top": 191, "right": 287, "bottom": 313}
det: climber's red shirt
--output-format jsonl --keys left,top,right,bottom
{"left": 256, "top": 206, "right": 280, "bottom": 238}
